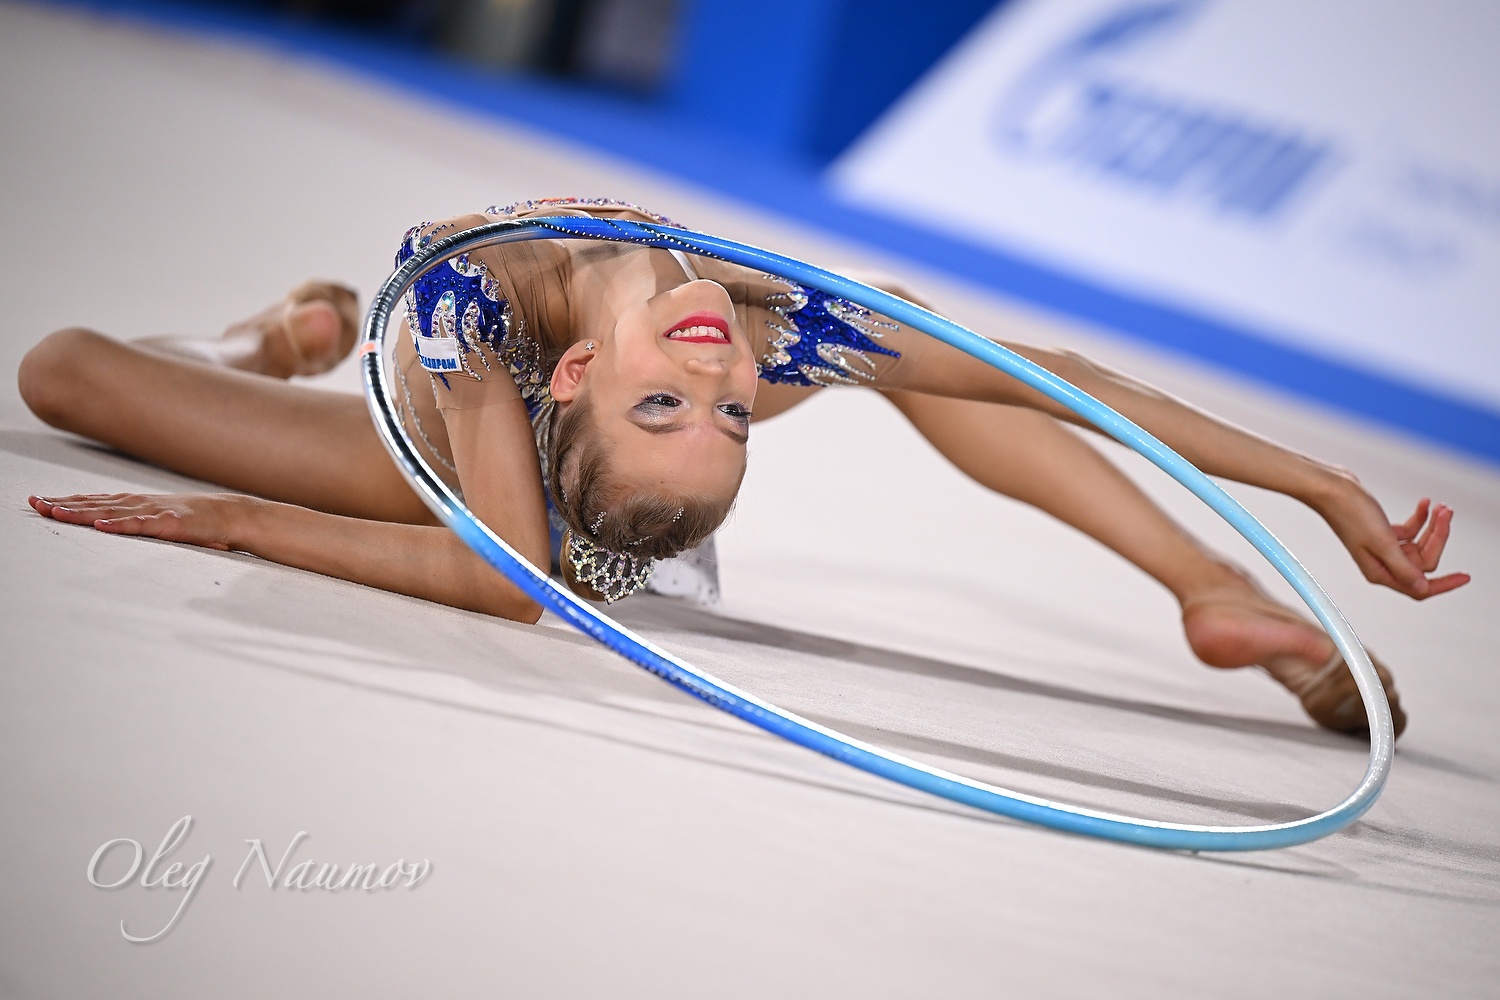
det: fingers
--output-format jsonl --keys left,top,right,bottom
{"left": 90, "top": 508, "right": 229, "bottom": 551}
{"left": 1356, "top": 551, "right": 1417, "bottom": 596}
{"left": 1423, "top": 572, "right": 1472, "bottom": 599}
{"left": 31, "top": 493, "right": 173, "bottom": 533}
{"left": 1353, "top": 551, "right": 1467, "bottom": 601}
{"left": 1393, "top": 498, "right": 1430, "bottom": 542}
{"left": 92, "top": 511, "right": 166, "bottom": 533}
{"left": 1361, "top": 536, "right": 1430, "bottom": 596}
{"left": 1364, "top": 500, "right": 1469, "bottom": 600}
{"left": 1401, "top": 502, "right": 1468, "bottom": 596}
{"left": 29, "top": 491, "right": 232, "bottom": 552}
{"left": 31, "top": 493, "right": 153, "bottom": 525}
{"left": 1390, "top": 500, "right": 1455, "bottom": 572}
{"left": 32, "top": 492, "right": 139, "bottom": 509}
{"left": 1410, "top": 503, "right": 1453, "bottom": 571}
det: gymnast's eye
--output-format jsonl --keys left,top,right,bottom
{"left": 718, "top": 403, "right": 752, "bottom": 420}
{"left": 638, "top": 393, "right": 681, "bottom": 409}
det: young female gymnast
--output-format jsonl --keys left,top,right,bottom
{"left": 18, "top": 199, "right": 1469, "bottom": 738}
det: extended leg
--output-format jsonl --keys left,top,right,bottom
{"left": 18, "top": 288, "right": 434, "bottom": 525}
{"left": 884, "top": 389, "right": 1405, "bottom": 735}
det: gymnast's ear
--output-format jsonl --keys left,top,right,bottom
{"left": 549, "top": 341, "right": 598, "bottom": 403}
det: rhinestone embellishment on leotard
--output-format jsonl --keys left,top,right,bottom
{"left": 398, "top": 223, "right": 516, "bottom": 384}
{"left": 762, "top": 281, "right": 808, "bottom": 368}
{"left": 486, "top": 197, "right": 682, "bottom": 228}
{"left": 492, "top": 312, "right": 555, "bottom": 420}
{"left": 757, "top": 275, "right": 899, "bottom": 387}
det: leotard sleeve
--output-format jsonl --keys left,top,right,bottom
{"left": 395, "top": 215, "right": 525, "bottom": 414}
{"left": 753, "top": 280, "right": 904, "bottom": 387}
{"left": 395, "top": 202, "right": 684, "bottom": 414}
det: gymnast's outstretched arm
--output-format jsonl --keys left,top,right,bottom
{"left": 19, "top": 310, "right": 553, "bottom": 624}
{"left": 845, "top": 273, "right": 1469, "bottom": 602}
{"left": 27, "top": 491, "right": 545, "bottom": 621}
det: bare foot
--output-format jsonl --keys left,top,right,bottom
{"left": 225, "top": 281, "right": 359, "bottom": 378}
{"left": 1181, "top": 569, "right": 1407, "bottom": 737}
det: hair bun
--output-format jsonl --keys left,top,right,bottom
{"left": 559, "top": 531, "right": 609, "bottom": 602}
{"left": 560, "top": 529, "right": 652, "bottom": 603}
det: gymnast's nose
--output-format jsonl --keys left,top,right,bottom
{"left": 683, "top": 356, "right": 729, "bottom": 375}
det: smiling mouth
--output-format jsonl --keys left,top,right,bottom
{"left": 663, "top": 312, "right": 731, "bottom": 344}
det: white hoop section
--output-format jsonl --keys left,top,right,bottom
{"left": 360, "top": 216, "right": 1394, "bottom": 851}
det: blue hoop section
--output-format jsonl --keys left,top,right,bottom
{"left": 360, "top": 216, "right": 1394, "bottom": 852}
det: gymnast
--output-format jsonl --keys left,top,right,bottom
{"left": 17, "top": 198, "right": 1469, "bottom": 739}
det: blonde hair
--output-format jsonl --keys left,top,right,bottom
{"left": 545, "top": 396, "right": 744, "bottom": 599}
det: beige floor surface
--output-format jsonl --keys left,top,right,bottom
{"left": 1, "top": 3, "right": 1498, "bottom": 997}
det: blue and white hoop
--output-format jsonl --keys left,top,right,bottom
{"left": 360, "top": 216, "right": 1394, "bottom": 852}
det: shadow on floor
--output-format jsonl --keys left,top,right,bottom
{"left": 0, "top": 425, "right": 216, "bottom": 492}
{"left": 17, "top": 425, "right": 1499, "bottom": 903}
{"left": 613, "top": 596, "right": 1351, "bottom": 749}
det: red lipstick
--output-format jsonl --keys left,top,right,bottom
{"left": 663, "top": 312, "right": 732, "bottom": 343}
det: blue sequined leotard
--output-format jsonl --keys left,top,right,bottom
{"left": 395, "top": 200, "right": 902, "bottom": 427}
{"left": 394, "top": 201, "right": 903, "bottom": 574}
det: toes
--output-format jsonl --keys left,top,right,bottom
{"left": 1297, "top": 654, "right": 1407, "bottom": 740}
{"left": 288, "top": 280, "right": 359, "bottom": 354}
{"left": 1182, "top": 596, "right": 1410, "bottom": 739}
{"left": 280, "top": 300, "right": 346, "bottom": 375}
{"left": 227, "top": 282, "right": 360, "bottom": 379}
{"left": 284, "top": 299, "right": 339, "bottom": 342}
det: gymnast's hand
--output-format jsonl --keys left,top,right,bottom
{"left": 28, "top": 492, "right": 247, "bottom": 550}
{"left": 1312, "top": 476, "right": 1470, "bottom": 600}
{"left": 29, "top": 490, "right": 545, "bottom": 622}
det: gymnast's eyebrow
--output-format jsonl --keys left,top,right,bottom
{"left": 627, "top": 414, "right": 748, "bottom": 446}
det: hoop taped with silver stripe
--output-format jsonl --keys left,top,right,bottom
{"left": 361, "top": 216, "right": 1394, "bottom": 851}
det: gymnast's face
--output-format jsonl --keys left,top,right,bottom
{"left": 550, "top": 253, "right": 756, "bottom": 499}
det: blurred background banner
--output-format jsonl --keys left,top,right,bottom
{"left": 127, "top": 0, "right": 998, "bottom": 164}
{"left": 833, "top": 0, "right": 1500, "bottom": 427}
{"left": 35, "top": 0, "right": 1500, "bottom": 460}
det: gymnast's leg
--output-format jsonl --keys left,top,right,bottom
{"left": 883, "top": 389, "right": 1404, "bottom": 734}
{"left": 17, "top": 283, "right": 437, "bottom": 525}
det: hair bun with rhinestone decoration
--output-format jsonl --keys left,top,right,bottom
{"left": 560, "top": 529, "right": 654, "bottom": 603}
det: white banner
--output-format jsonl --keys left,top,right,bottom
{"left": 832, "top": 0, "right": 1500, "bottom": 412}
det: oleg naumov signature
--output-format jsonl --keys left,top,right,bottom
{"left": 87, "top": 816, "right": 431, "bottom": 942}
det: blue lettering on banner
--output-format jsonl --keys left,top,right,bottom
{"left": 993, "top": 1, "right": 1339, "bottom": 220}
{"left": 1038, "top": 81, "right": 1335, "bottom": 217}
{"left": 47, "top": 0, "right": 1497, "bottom": 462}
{"left": 1396, "top": 162, "right": 1500, "bottom": 236}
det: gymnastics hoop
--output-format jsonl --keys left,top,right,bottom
{"left": 361, "top": 216, "right": 1394, "bottom": 852}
